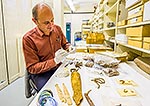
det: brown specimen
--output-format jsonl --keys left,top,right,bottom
{"left": 84, "top": 90, "right": 95, "bottom": 106}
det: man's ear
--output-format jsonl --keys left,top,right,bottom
{"left": 32, "top": 18, "right": 37, "bottom": 25}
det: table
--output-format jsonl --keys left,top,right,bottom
{"left": 29, "top": 53, "right": 150, "bottom": 106}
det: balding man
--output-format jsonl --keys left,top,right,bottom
{"left": 23, "top": 3, "right": 71, "bottom": 92}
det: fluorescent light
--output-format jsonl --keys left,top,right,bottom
{"left": 66, "top": 0, "right": 76, "bottom": 12}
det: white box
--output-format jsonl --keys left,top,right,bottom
{"left": 143, "top": 1, "right": 150, "bottom": 21}
{"left": 128, "top": 5, "right": 143, "bottom": 19}
{"left": 126, "top": 0, "right": 140, "bottom": 8}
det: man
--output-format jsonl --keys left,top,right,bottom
{"left": 23, "top": 3, "right": 74, "bottom": 92}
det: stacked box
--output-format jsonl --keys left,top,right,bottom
{"left": 128, "top": 38, "right": 143, "bottom": 48}
{"left": 95, "top": 32, "right": 105, "bottom": 44}
{"left": 126, "top": 25, "right": 150, "bottom": 48}
{"left": 143, "top": 37, "right": 150, "bottom": 50}
{"left": 76, "top": 47, "right": 87, "bottom": 53}
{"left": 117, "top": 20, "right": 127, "bottom": 26}
{"left": 127, "top": 4, "right": 144, "bottom": 24}
{"left": 126, "top": 25, "right": 150, "bottom": 37}
{"left": 86, "top": 32, "right": 105, "bottom": 44}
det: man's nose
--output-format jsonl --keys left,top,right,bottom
{"left": 47, "top": 22, "right": 54, "bottom": 28}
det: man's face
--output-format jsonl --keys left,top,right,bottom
{"left": 34, "top": 6, "right": 54, "bottom": 35}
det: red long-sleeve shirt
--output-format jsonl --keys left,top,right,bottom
{"left": 22, "top": 25, "right": 69, "bottom": 74}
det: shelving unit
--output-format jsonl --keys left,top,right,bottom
{"left": 91, "top": 0, "right": 150, "bottom": 56}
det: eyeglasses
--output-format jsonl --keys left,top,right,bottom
{"left": 37, "top": 18, "right": 54, "bottom": 25}
{"left": 42, "top": 18, "right": 54, "bottom": 25}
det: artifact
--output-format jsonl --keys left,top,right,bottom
{"left": 83, "top": 56, "right": 94, "bottom": 62}
{"left": 91, "top": 78, "right": 105, "bottom": 88}
{"left": 55, "top": 84, "right": 66, "bottom": 103}
{"left": 55, "top": 69, "right": 69, "bottom": 78}
{"left": 84, "top": 90, "right": 95, "bottom": 106}
{"left": 71, "top": 70, "right": 83, "bottom": 105}
{"left": 85, "top": 61, "right": 94, "bottom": 67}
{"left": 62, "top": 83, "right": 72, "bottom": 105}
{"left": 117, "top": 79, "right": 137, "bottom": 86}
{"left": 75, "top": 61, "right": 83, "bottom": 69}
{"left": 103, "top": 68, "right": 119, "bottom": 77}
{"left": 117, "top": 88, "right": 137, "bottom": 96}
{"left": 98, "top": 61, "right": 120, "bottom": 68}
{"left": 70, "top": 68, "right": 78, "bottom": 72}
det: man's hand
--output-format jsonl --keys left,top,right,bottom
{"left": 68, "top": 45, "right": 76, "bottom": 54}
{"left": 54, "top": 49, "right": 68, "bottom": 64}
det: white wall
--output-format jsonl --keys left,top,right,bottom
{"left": 53, "top": 0, "right": 64, "bottom": 29}
{"left": 0, "top": 0, "right": 8, "bottom": 89}
{"left": 1, "top": 0, "right": 49, "bottom": 83}
{"left": 64, "top": 13, "right": 93, "bottom": 44}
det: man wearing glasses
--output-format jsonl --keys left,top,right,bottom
{"left": 23, "top": 3, "right": 75, "bottom": 92}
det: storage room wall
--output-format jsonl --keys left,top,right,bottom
{"left": 0, "top": 0, "right": 8, "bottom": 89}
{"left": 64, "top": 13, "right": 93, "bottom": 44}
{"left": 2, "top": 0, "right": 34, "bottom": 83}
{"left": 53, "top": 0, "right": 64, "bottom": 30}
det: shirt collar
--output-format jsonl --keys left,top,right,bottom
{"left": 36, "top": 27, "right": 44, "bottom": 37}
{"left": 36, "top": 26, "right": 54, "bottom": 37}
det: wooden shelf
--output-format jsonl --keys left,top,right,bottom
{"left": 90, "top": 0, "right": 150, "bottom": 55}
{"left": 118, "top": 21, "right": 150, "bottom": 29}
{"left": 107, "top": 0, "right": 118, "bottom": 7}
{"left": 105, "top": 39, "right": 115, "bottom": 43}
{"left": 104, "top": 1, "right": 118, "bottom": 15}
{"left": 99, "top": 3, "right": 105, "bottom": 12}
{"left": 98, "top": 21, "right": 104, "bottom": 25}
{"left": 103, "top": 26, "right": 116, "bottom": 31}
{"left": 118, "top": 42, "right": 150, "bottom": 54}
{"left": 106, "top": 39, "right": 150, "bottom": 54}
{"left": 82, "top": 25, "right": 91, "bottom": 28}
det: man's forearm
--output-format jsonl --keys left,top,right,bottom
{"left": 27, "top": 59, "right": 57, "bottom": 74}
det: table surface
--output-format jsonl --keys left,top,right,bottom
{"left": 29, "top": 53, "right": 150, "bottom": 106}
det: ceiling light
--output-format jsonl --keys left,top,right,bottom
{"left": 66, "top": 0, "right": 76, "bottom": 12}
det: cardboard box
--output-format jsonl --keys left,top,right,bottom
{"left": 118, "top": 20, "right": 127, "bottom": 26}
{"left": 128, "top": 5, "right": 143, "bottom": 19}
{"left": 143, "top": 37, "right": 150, "bottom": 49}
{"left": 143, "top": 42, "right": 150, "bottom": 49}
{"left": 95, "top": 33, "right": 105, "bottom": 44}
{"left": 76, "top": 47, "right": 87, "bottom": 52}
{"left": 128, "top": 39, "right": 143, "bottom": 48}
{"left": 143, "top": 37, "right": 150, "bottom": 42}
{"left": 86, "top": 32, "right": 105, "bottom": 44}
{"left": 128, "top": 36, "right": 143, "bottom": 40}
{"left": 127, "top": 16, "right": 143, "bottom": 24}
{"left": 143, "top": 1, "right": 150, "bottom": 21}
{"left": 88, "top": 46, "right": 112, "bottom": 53}
{"left": 126, "top": 25, "right": 150, "bottom": 37}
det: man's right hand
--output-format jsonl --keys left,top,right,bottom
{"left": 54, "top": 48, "right": 68, "bottom": 64}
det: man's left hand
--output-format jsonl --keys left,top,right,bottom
{"left": 68, "top": 45, "right": 76, "bottom": 54}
